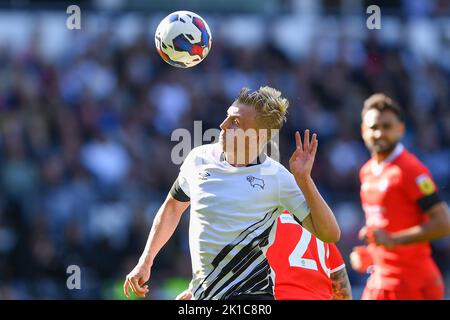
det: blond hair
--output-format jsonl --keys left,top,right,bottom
{"left": 235, "top": 86, "right": 289, "bottom": 135}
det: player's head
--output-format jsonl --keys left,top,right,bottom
{"left": 361, "top": 93, "right": 405, "bottom": 156}
{"left": 219, "top": 86, "right": 288, "bottom": 166}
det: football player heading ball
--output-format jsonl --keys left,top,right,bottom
{"left": 124, "top": 86, "right": 340, "bottom": 300}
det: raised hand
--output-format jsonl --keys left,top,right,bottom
{"left": 289, "top": 129, "right": 318, "bottom": 179}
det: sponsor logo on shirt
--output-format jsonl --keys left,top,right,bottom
{"left": 416, "top": 174, "right": 435, "bottom": 196}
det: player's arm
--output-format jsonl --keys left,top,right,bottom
{"left": 373, "top": 171, "right": 450, "bottom": 247}
{"left": 289, "top": 130, "right": 340, "bottom": 243}
{"left": 138, "top": 192, "right": 190, "bottom": 268}
{"left": 330, "top": 268, "right": 352, "bottom": 300}
{"left": 388, "top": 202, "right": 450, "bottom": 246}
{"left": 124, "top": 189, "right": 190, "bottom": 298}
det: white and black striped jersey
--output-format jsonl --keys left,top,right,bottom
{"left": 170, "top": 143, "right": 310, "bottom": 300}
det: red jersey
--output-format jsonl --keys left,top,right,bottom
{"left": 359, "top": 144, "right": 443, "bottom": 291}
{"left": 266, "top": 212, "right": 345, "bottom": 300}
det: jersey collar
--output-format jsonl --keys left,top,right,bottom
{"left": 371, "top": 143, "right": 404, "bottom": 176}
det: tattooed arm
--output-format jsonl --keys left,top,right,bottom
{"left": 330, "top": 268, "right": 352, "bottom": 300}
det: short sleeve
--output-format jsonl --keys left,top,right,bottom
{"left": 278, "top": 167, "right": 310, "bottom": 222}
{"left": 177, "top": 148, "right": 197, "bottom": 198}
{"left": 402, "top": 165, "right": 441, "bottom": 212}
{"left": 170, "top": 178, "right": 190, "bottom": 202}
{"left": 328, "top": 243, "right": 345, "bottom": 273}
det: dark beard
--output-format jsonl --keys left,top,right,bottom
{"left": 371, "top": 141, "right": 398, "bottom": 157}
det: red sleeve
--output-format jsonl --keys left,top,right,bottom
{"left": 402, "top": 163, "right": 441, "bottom": 211}
{"left": 328, "top": 243, "right": 345, "bottom": 272}
{"left": 403, "top": 164, "right": 436, "bottom": 200}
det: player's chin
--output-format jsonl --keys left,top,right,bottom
{"left": 371, "top": 142, "right": 390, "bottom": 153}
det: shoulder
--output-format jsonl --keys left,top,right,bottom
{"left": 265, "top": 159, "right": 295, "bottom": 182}
{"left": 396, "top": 149, "right": 430, "bottom": 176}
{"left": 188, "top": 143, "right": 219, "bottom": 159}
{"left": 181, "top": 143, "right": 218, "bottom": 168}
{"left": 328, "top": 243, "right": 343, "bottom": 258}
{"left": 189, "top": 143, "right": 217, "bottom": 156}
{"left": 263, "top": 156, "right": 291, "bottom": 174}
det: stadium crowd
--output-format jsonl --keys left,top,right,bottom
{"left": 0, "top": 7, "right": 450, "bottom": 299}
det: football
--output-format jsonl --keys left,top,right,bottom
{"left": 155, "top": 11, "right": 212, "bottom": 68}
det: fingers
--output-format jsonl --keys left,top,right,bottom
{"left": 128, "top": 278, "right": 138, "bottom": 296}
{"left": 295, "top": 131, "right": 302, "bottom": 150}
{"left": 131, "top": 278, "right": 147, "bottom": 298}
{"left": 123, "top": 279, "right": 130, "bottom": 298}
{"left": 124, "top": 275, "right": 149, "bottom": 298}
{"left": 304, "top": 129, "right": 310, "bottom": 151}
{"left": 310, "top": 133, "right": 318, "bottom": 156}
{"left": 296, "top": 130, "right": 319, "bottom": 153}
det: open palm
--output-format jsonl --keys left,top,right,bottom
{"left": 289, "top": 129, "right": 318, "bottom": 178}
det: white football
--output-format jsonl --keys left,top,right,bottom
{"left": 155, "top": 11, "right": 212, "bottom": 68}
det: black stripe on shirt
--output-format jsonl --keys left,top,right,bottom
{"left": 198, "top": 221, "right": 275, "bottom": 300}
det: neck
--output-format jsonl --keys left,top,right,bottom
{"left": 223, "top": 150, "right": 263, "bottom": 167}
{"left": 372, "top": 152, "right": 389, "bottom": 164}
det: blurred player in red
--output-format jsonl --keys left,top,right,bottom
{"left": 177, "top": 211, "right": 352, "bottom": 300}
{"left": 350, "top": 93, "right": 450, "bottom": 300}
{"left": 265, "top": 211, "right": 352, "bottom": 300}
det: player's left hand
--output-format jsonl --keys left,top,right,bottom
{"left": 289, "top": 130, "right": 318, "bottom": 179}
{"left": 372, "top": 229, "right": 396, "bottom": 248}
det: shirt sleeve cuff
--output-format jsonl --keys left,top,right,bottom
{"left": 330, "top": 264, "right": 346, "bottom": 273}
{"left": 170, "top": 178, "right": 190, "bottom": 202}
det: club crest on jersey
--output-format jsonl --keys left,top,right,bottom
{"left": 416, "top": 174, "right": 435, "bottom": 196}
{"left": 198, "top": 170, "right": 210, "bottom": 180}
{"left": 247, "top": 175, "right": 265, "bottom": 190}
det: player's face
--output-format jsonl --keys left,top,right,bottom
{"left": 219, "top": 103, "right": 261, "bottom": 165}
{"left": 361, "top": 109, "right": 405, "bottom": 155}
